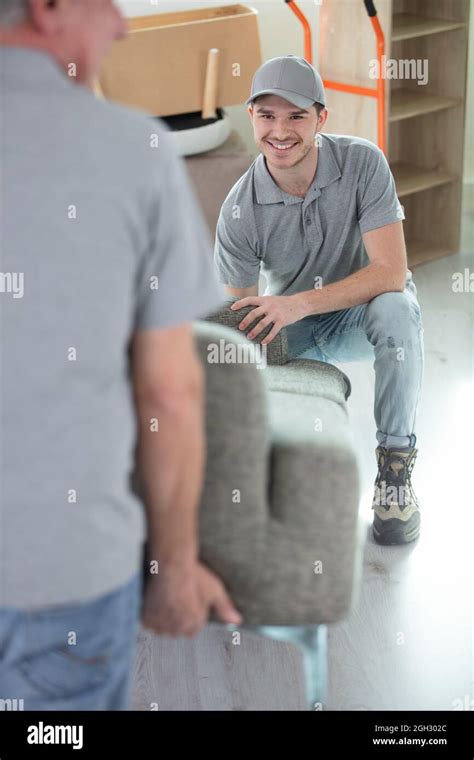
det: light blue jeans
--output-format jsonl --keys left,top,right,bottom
{"left": 285, "top": 279, "right": 424, "bottom": 449}
{"left": 0, "top": 573, "right": 141, "bottom": 711}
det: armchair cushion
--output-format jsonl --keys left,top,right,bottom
{"left": 264, "top": 360, "right": 352, "bottom": 402}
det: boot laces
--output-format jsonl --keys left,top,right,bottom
{"left": 375, "top": 448, "right": 419, "bottom": 509}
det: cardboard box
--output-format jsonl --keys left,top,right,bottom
{"left": 97, "top": 4, "right": 262, "bottom": 117}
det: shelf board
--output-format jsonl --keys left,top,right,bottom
{"left": 406, "top": 239, "right": 455, "bottom": 268}
{"left": 391, "top": 163, "right": 457, "bottom": 197}
{"left": 392, "top": 13, "right": 466, "bottom": 42}
{"left": 389, "top": 91, "right": 461, "bottom": 122}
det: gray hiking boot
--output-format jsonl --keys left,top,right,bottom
{"left": 372, "top": 446, "right": 420, "bottom": 545}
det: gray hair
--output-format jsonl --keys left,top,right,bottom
{"left": 0, "top": 0, "right": 29, "bottom": 27}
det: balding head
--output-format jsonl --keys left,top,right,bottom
{"left": 0, "top": 1, "right": 128, "bottom": 87}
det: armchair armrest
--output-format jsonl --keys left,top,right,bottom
{"left": 205, "top": 298, "right": 289, "bottom": 366}
{"left": 193, "top": 321, "right": 269, "bottom": 595}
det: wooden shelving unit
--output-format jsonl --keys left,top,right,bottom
{"left": 402, "top": 239, "right": 451, "bottom": 268}
{"left": 389, "top": 91, "right": 461, "bottom": 122}
{"left": 388, "top": 0, "right": 470, "bottom": 267}
{"left": 319, "top": 0, "right": 470, "bottom": 268}
{"left": 391, "top": 163, "right": 457, "bottom": 197}
{"left": 391, "top": 13, "right": 465, "bottom": 42}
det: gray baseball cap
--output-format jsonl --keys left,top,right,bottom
{"left": 246, "top": 55, "right": 326, "bottom": 109}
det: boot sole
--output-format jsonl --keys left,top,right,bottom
{"left": 373, "top": 512, "right": 420, "bottom": 546}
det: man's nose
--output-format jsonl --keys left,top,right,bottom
{"left": 267, "top": 120, "right": 295, "bottom": 138}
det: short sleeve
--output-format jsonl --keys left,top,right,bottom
{"left": 357, "top": 146, "right": 405, "bottom": 234}
{"left": 135, "top": 128, "right": 226, "bottom": 331}
{"left": 214, "top": 205, "right": 260, "bottom": 288}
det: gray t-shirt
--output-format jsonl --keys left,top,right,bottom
{"left": 214, "top": 133, "right": 408, "bottom": 296}
{"left": 0, "top": 47, "right": 225, "bottom": 609}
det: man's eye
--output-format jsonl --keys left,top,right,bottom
{"left": 259, "top": 114, "right": 304, "bottom": 120}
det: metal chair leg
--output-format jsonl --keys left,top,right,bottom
{"left": 229, "top": 624, "right": 327, "bottom": 710}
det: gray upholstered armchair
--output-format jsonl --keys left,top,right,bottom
{"left": 191, "top": 301, "right": 362, "bottom": 707}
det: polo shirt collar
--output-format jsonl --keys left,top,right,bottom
{"left": 254, "top": 133, "right": 342, "bottom": 205}
{"left": 0, "top": 46, "right": 71, "bottom": 89}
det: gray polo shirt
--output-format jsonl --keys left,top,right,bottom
{"left": 0, "top": 47, "right": 225, "bottom": 609}
{"left": 214, "top": 133, "right": 408, "bottom": 296}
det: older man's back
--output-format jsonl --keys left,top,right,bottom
{"left": 0, "top": 1, "right": 239, "bottom": 711}
{"left": 1, "top": 44, "right": 221, "bottom": 606}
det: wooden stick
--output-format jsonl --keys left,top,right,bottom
{"left": 202, "top": 48, "right": 219, "bottom": 119}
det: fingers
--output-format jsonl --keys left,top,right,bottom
{"left": 140, "top": 567, "right": 243, "bottom": 639}
{"left": 230, "top": 297, "right": 261, "bottom": 311}
{"left": 261, "top": 323, "right": 281, "bottom": 345}
{"left": 142, "top": 610, "right": 206, "bottom": 638}
{"left": 211, "top": 586, "right": 243, "bottom": 626}
{"left": 238, "top": 306, "right": 266, "bottom": 332}
{"left": 180, "top": 615, "right": 207, "bottom": 638}
{"left": 247, "top": 315, "right": 273, "bottom": 340}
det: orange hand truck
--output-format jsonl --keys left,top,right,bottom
{"left": 285, "top": 0, "right": 386, "bottom": 154}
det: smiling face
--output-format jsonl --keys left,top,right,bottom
{"left": 249, "top": 94, "right": 325, "bottom": 171}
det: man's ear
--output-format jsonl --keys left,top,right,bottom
{"left": 28, "top": 0, "right": 64, "bottom": 34}
{"left": 318, "top": 107, "right": 329, "bottom": 130}
{"left": 247, "top": 105, "right": 254, "bottom": 122}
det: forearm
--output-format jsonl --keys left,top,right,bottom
{"left": 295, "top": 262, "right": 405, "bottom": 318}
{"left": 225, "top": 283, "right": 259, "bottom": 298}
{"left": 136, "top": 387, "right": 205, "bottom": 570}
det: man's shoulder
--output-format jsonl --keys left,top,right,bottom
{"left": 83, "top": 92, "right": 173, "bottom": 162}
{"left": 322, "top": 133, "right": 383, "bottom": 166}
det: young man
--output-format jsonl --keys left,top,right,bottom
{"left": 0, "top": 0, "right": 241, "bottom": 711}
{"left": 215, "top": 55, "right": 424, "bottom": 546}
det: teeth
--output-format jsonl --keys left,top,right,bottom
{"left": 269, "top": 142, "right": 296, "bottom": 151}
